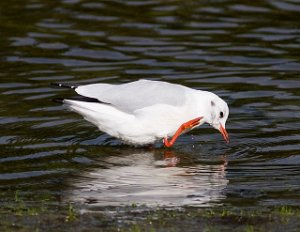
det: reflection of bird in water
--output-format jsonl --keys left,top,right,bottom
{"left": 52, "top": 80, "right": 229, "bottom": 147}
{"left": 66, "top": 150, "right": 229, "bottom": 207}
{"left": 162, "top": 150, "right": 180, "bottom": 167}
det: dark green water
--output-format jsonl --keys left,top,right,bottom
{"left": 1, "top": 0, "right": 300, "bottom": 230}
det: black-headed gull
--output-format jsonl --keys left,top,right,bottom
{"left": 52, "top": 80, "right": 229, "bottom": 147}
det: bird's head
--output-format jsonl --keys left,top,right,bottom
{"left": 204, "top": 95, "right": 229, "bottom": 143}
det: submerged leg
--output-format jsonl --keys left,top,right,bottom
{"left": 163, "top": 151, "right": 180, "bottom": 167}
{"left": 163, "top": 117, "right": 202, "bottom": 147}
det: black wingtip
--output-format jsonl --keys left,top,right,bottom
{"left": 52, "top": 96, "right": 105, "bottom": 104}
{"left": 52, "top": 98, "right": 64, "bottom": 104}
{"left": 51, "top": 82, "right": 77, "bottom": 89}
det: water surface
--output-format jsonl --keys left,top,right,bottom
{"left": 0, "top": 0, "right": 300, "bottom": 214}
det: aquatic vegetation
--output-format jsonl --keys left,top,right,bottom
{"left": 65, "top": 203, "right": 77, "bottom": 222}
{"left": 0, "top": 191, "right": 299, "bottom": 231}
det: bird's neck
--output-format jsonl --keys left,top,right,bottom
{"left": 194, "top": 90, "right": 216, "bottom": 124}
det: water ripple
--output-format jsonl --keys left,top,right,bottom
{"left": 0, "top": 0, "right": 299, "bottom": 208}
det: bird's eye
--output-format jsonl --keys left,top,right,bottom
{"left": 220, "top": 111, "right": 224, "bottom": 118}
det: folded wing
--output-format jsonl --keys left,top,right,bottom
{"left": 75, "top": 79, "right": 188, "bottom": 113}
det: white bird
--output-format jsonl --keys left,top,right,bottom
{"left": 52, "top": 80, "right": 229, "bottom": 147}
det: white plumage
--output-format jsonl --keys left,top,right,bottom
{"left": 54, "top": 80, "right": 229, "bottom": 146}
{"left": 75, "top": 80, "right": 186, "bottom": 112}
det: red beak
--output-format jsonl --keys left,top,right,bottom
{"left": 219, "top": 124, "right": 229, "bottom": 143}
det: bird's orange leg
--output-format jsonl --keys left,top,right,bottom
{"left": 163, "top": 117, "right": 203, "bottom": 147}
